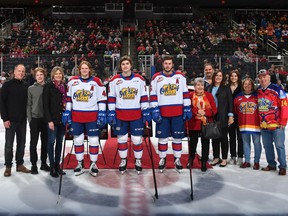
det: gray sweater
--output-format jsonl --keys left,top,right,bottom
{"left": 27, "top": 82, "right": 45, "bottom": 122}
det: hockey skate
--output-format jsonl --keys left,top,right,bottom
{"left": 74, "top": 161, "right": 85, "bottom": 176}
{"left": 158, "top": 157, "right": 166, "bottom": 173}
{"left": 89, "top": 162, "right": 99, "bottom": 177}
{"left": 119, "top": 158, "right": 127, "bottom": 175}
{"left": 174, "top": 157, "right": 183, "bottom": 173}
{"left": 135, "top": 158, "right": 142, "bottom": 175}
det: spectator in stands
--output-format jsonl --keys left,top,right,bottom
{"left": 206, "top": 70, "right": 234, "bottom": 167}
{"left": 182, "top": 70, "right": 191, "bottom": 85}
{"left": 228, "top": 70, "right": 243, "bottom": 166}
{"left": 1, "top": 64, "right": 31, "bottom": 177}
{"left": 177, "top": 50, "right": 187, "bottom": 59}
{"left": 257, "top": 69, "right": 287, "bottom": 176}
{"left": 270, "top": 66, "right": 285, "bottom": 85}
{"left": 27, "top": 67, "right": 50, "bottom": 174}
{"left": 43, "top": 66, "right": 67, "bottom": 178}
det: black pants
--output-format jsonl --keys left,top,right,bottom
{"left": 189, "top": 130, "right": 210, "bottom": 162}
{"left": 5, "top": 121, "right": 26, "bottom": 168}
{"left": 228, "top": 121, "right": 243, "bottom": 158}
{"left": 29, "top": 118, "right": 48, "bottom": 166}
{"left": 212, "top": 127, "right": 229, "bottom": 160}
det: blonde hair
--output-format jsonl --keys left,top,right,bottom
{"left": 78, "top": 61, "right": 94, "bottom": 76}
{"left": 50, "top": 66, "right": 65, "bottom": 80}
{"left": 33, "top": 67, "right": 47, "bottom": 78}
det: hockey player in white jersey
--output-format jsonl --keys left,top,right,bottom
{"left": 62, "top": 61, "right": 107, "bottom": 177}
{"left": 108, "top": 55, "right": 151, "bottom": 174}
{"left": 150, "top": 55, "right": 192, "bottom": 173}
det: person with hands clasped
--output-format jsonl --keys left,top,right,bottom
{"left": 62, "top": 61, "right": 107, "bottom": 177}
{"left": 108, "top": 55, "right": 150, "bottom": 174}
{"left": 150, "top": 55, "right": 192, "bottom": 173}
{"left": 43, "top": 66, "right": 67, "bottom": 177}
{"left": 206, "top": 70, "right": 234, "bottom": 167}
{"left": 187, "top": 78, "right": 217, "bottom": 172}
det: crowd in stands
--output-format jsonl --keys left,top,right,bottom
{"left": 0, "top": 15, "right": 122, "bottom": 81}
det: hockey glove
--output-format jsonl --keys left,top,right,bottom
{"left": 62, "top": 110, "right": 71, "bottom": 125}
{"left": 107, "top": 110, "right": 117, "bottom": 126}
{"left": 183, "top": 106, "right": 192, "bottom": 120}
{"left": 97, "top": 111, "right": 107, "bottom": 128}
{"left": 151, "top": 107, "right": 162, "bottom": 123}
{"left": 142, "top": 108, "right": 151, "bottom": 123}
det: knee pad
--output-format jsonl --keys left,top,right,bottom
{"left": 131, "top": 135, "right": 142, "bottom": 145}
{"left": 159, "top": 137, "right": 169, "bottom": 144}
{"left": 88, "top": 136, "right": 99, "bottom": 147}
{"left": 118, "top": 133, "right": 128, "bottom": 144}
{"left": 74, "top": 133, "right": 84, "bottom": 145}
{"left": 172, "top": 138, "right": 182, "bottom": 144}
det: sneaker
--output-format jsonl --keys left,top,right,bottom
{"left": 253, "top": 163, "right": 260, "bottom": 170}
{"left": 236, "top": 157, "right": 243, "bottom": 166}
{"left": 158, "top": 157, "right": 166, "bottom": 172}
{"left": 74, "top": 161, "right": 85, "bottom": 176}
{"left": 174, "top": 157, "right": 183, "bottom": 173}
{"left": 4, "top": 167, "right": 11, "bottom": 177}
{"left": 261, "top": 165, "right": 277, "bottom": 171}
{"left": 240, "top": 162, "right": 251, "bottom": 168}
{"left": 228, "top": 157, "right": 237, "bottom": 165}
{"left": 40, "top": 163, "right": 50, "bottom": 172}
{"left": 89, "top": 162, "right": 99, "bottom": 177}
{"left": 31, "top": 165, "right": 38, "bottom": 174}
{"left": 135, "top": 158, "right": 142, "bottom": 174}
{"left": 279, "top": 168, "right": 286, "bottom": 176}
{"left": 119, "top": 158, "right": 127, "bottom": 174}
{"left": 16, "top": 165, "right": 31, "bottom": 173}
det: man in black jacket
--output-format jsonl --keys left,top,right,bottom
{"left": 1, "top": 64, "right": 31, "bottom": 177}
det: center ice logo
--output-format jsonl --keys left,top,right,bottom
{"left": 160, "top": 83, "right": 179, "bottom": 96}
{"left": 73, "top": 89, "right": 92, "bottom": 102}
{"left": 119, "top": 87, "right": 138, "bottom": 99}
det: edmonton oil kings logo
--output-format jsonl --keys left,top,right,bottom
{"left": 239, "top": 102, "right": 257, "bottom": 114}
{"left": 73, "top": 89, "right": 92, "bottom": 102}
{"left": 160, "top": 83, "right": 179, "bottom": 96}
{"left": 119, "top": 87, "right": 138, "bottom": 99}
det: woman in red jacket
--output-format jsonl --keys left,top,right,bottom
{"left": 188, "top": 77, "right": 217, "bottom": 171}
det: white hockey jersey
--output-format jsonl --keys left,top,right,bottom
{"left": 108, "top": 73, "right": 149, "bottom": 121}
{"left": 66, "top": 76, "right": 107, "bottom": 123}
{"left": 150, "top": 71, "right": 190, "bottom": 117}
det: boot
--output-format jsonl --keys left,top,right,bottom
{"left": 74, "top": 160, "right": 85, "bottom": 176}
{"left": 201, "top": 160, "right": 207, "bottom": 172}
{"left": 55, "top": 164, "right": 66, "bottom": 175}
{"left": 135, "top": 158, "right": 142, "bottom": 174}
{"left": 50, "top": 165, "right": 59, "bottom": 178}
{"left": 119, "top": 158, "right": 127, "bottom": 174}
{"left": 174, "top": 157, "right": 183, "bottom": 173}
{"left": 158, "top": 157, "right": 166, "bottom": 173}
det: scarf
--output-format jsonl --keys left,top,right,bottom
{"left": 53, "top": 80, "right": 66, "bottom": 110}
{"left": 192, "top": 92, "right": 211, "bottom": 125}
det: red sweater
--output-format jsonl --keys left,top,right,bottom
{"left": 188, "top": 91, "right": 217, "bottom": 131}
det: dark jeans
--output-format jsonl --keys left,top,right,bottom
{"left": 189, "top": 130, "right": 210, "bottom": 162}
{"left": 228, "top": 121, "right": 243, "bottom": 158}
{"left": 212, "top": 127, "right": 229, "bottom": 160}
{"left": 29, "top": 118, "right": 48, "bottom": 166}
{"left": 48, "top": 124, "right": 65, "bottom": 166}
{"left": 5, "top": 121, "right": 27, "bottom": 168}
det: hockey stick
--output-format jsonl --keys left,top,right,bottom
{"left": 186, "top": 121, "right": 194, "bottom": 200}
{"left": 57, "top": 124, "right": 69, "bottom": 204}
{"left": 145, "top": 123, "right": 158, "bottom": 200}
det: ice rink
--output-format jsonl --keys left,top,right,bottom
{"left": 0, "top": 122, "right": 288, "bottom": 216}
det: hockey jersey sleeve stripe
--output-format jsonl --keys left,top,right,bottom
{"left": 183, "top": 92, "right": 190, "bottom": 99}
{"left": 66, "top": 97, "right": 72, "bottom": 102}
